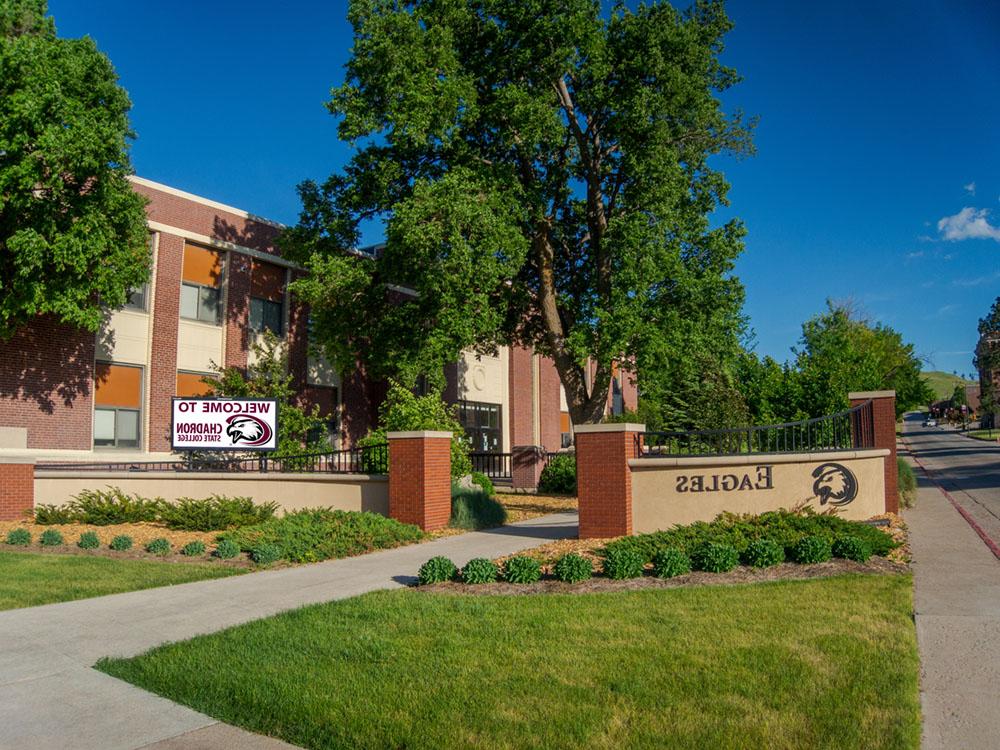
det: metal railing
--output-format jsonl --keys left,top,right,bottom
{"left": 469, "top": 452, "right": 512, "bottom": 480}
{"left": 638, "top": 400, "right": 874, "bottom": 458}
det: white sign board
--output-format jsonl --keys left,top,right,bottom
{"left": 171, "top": 398, "right": 279, "bottom": 452}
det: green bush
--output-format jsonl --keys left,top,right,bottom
{"left": 790, "top": 535, "right": 832, "bottom": 564}
{"left": 538, "top": 453, "right": 576, "bottom": 494}
{"left": 39, "top": 529, "right": 63, "bottom": 546}
{"left": 898, "top": 457, "right": 917, "bottom": 509}
{"left": 69, "top": 487, "right": 161, "bottom": 525}
{"left": 6, "top": 528, "right": 31, "bottom": 546}
{"left": 470, "top": 471, "right": 495, "bottom": 497}
{"left": 33, "top": 504, "right": 75, "bottom": 524}
{"left": 158, "top": 495, "right": 278, "bottom": 531}
{"left": 181, "top": 540, "right": 206, "bottom": 557}
{"left": 553, "top": 553, "right": 592, "bottom": 583}
{"left": 110, "top": 534, "right": 133, "bottom": 551}
{"left": 145, "top": 537, "right": 171, "bottom": 556}
{"left": 602, "top": 546, "right": 645, "bottom": 579}
{"left": 832, "top": 535, "right": 872, "bottom": 563}
{"left": 250, "top": 543, "right": 283, "bottom": 565}
{"left": 742, "top": 539, "right": 785, "bottom": 568}
{"left": 213, "top": 538, "right": 241, "bottom": 560}
{"left": 503, "top": 555, "right": 541, "bottom": 584}
{"left": 77, "top": 531, "right": 100, "bottom": 549}
{"left": 652, "top": 548, "right": 691, "bottom": 578}
{"left": 418, "top": 556, "right": 458, "bottom": 585}
{"left": 450, "top": 486, "right": 507, "bottom": 530}
{"left": 461, "top": 557, "right": 498, "bottom": 584}
{"left": 692, "top": 542, "right": 740, "bottom": 573}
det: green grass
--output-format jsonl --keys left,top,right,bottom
{"left": 0, "top": 552, "right": 243, "bottom": 610}
{"left": 921, "top": 370, "right": 976, "bottom": 401}
{"left": 966, "top": 429, "right": 999, "bottom": 442}
{"left": 99, "top": 575, "right": 920, "bottom": 750}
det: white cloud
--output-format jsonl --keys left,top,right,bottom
{"left": 904, "top": 250, "right": 924, "bottom": 260}
{"left": 937, "top": 207, "right": 1000, "bottom": 242}
{"left": 953, "top": 271, "right": 1000, "bottom": 287}
{"left": 964, "top": 181, "right": 976, "bottom": 196}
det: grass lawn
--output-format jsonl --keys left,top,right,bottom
{"left": 98, "top": 574, "right": 919, "bottom": 750}
{"left": 0, "top": 551, "right": 243, "bottom": 610}
{"left": 966, "top": 429, "right": 999, "bottom": 442}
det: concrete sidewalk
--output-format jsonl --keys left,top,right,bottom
{"left": 0, "top": 512, "right": 576, "bottom": 750}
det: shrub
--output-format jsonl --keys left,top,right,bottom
{"left": 554, "top": 553, "right": 592, "bottom": 583}
{"left": 832, "top": 535, "right": 872, "bottom": 563}
{"left": 110, "top": 534, "right": 133, "bottom": 551}
{"left": 691, "top": 542, "right": 740, "bottom": 573}
{"left": 602, "top": 546, "right": 645, "bottom": 579}
{"left": 538, "top": 453, "right": 576, "bottom": 494}
{"left": 450, "top": 486, "right": 507, "bottom": 530}
{"left": 33, "top": 504, "right": 75, "bottom": 524}
{"left": 213, "top": 538, "right": 241, "bottom": 560}
{"left": 742, "top": 539, "right": 785, "bottom": 568}
{"left": 6, "top": 528, "right": 31, "bottom": 546}
{"left": 181, "top": 540, "right": 207, "bottom": 557}
{"left": 158, "top": 495, "right": 278, "bottom": 531}
{"left": 898, "top": 457, "right": 917, "bottom": 509}
{"left": 503, "top": 555, "right": 541, "bottom": 584}
{"left": 790, "top": 535, "right": 832, "bottom": 564}
{"left": 69, "top": 487, "right": 161, "bottom": 525}
{"left": 461, "top": 557, "right": 498, "bottom": 584}
{"left": 77, "top": 531, "right": 100, "bottom": 549}
{"left": 250, "top": 543, "right": 283, "bottom": 565}
{"left": 145, "top": 537, "right": 171, "bottom": 556}
{"left": 39, "top": 529, "right": 64, "bottom": 546}
{"left": 470, "top": 471, "right": 495, "bottom": 497}
{"left": 418, "top": 556, "right": 458, "bottom": 585}
{"left": 652, "top": 548, "right": 691, "bottom": 579}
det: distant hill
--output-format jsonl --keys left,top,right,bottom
{"left": 922, "top": 371, "right": 978, "bottom": 401}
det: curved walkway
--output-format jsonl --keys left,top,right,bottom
{"left": 0, "top": 512, "right": 577, "bottom": 750}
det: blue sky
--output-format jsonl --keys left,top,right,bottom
{"left": 50, "top": 0, "right": 1000, "bottom": 375}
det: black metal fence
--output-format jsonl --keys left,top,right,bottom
{"left": 470, "top": 452, "right": 512, "bottom": 480}
{"left": 639, "top": 400, "right": 875, "bottom": 458}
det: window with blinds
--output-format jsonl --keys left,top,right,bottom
{"left": 94, "top": 363, "right": 143, "bottom": 449}
{"left": 180, "top": 244, "right": 225, "bottom": 324}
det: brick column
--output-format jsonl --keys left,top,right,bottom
{"left": 387, "top": 431, "right": 452, "bottom": 531}
{"left": 511, "top": 445, "right": 546, "bottom": 490}
{"left": 849, "top": 390, "right": 898, "bottom": 514}
{"left": 147, "top": 234, "right": 183, "bottom": 453}
{"left": 575, "top": 423, "right": 644, "bottom": 538}
{"left": 0, "top": 459, "right": 34, "bottom": 521}
{"left": 225, "top": 251, "right": 252, "bottom": 370}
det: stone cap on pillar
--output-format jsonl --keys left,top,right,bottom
{"left": 0, "top": 457, "right": 36, "bottom": 465}
{"left": 848, "top": 390, "right": 896, "bottom": 400}
{"left": 386, "top": 430, "right": 453, "bottom": 439}
{"left": 573, "top": 423, "right": 646, "bottom": 434}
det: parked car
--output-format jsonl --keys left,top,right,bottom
{"left": 923, "top": 418, "right": 938, "bottom": 427}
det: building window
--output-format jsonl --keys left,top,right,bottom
{"left": 176, "top": 371, "right": 215, "bottom": 398}
{"left": 250, "top": 259, "right": 286, "bottom": 336}
{"left": 560, "top": 411, "right": 573, "bottom": 449}
{"left": 123, "top": 284, "right": 148, "bottom": 312}
{"left": 611, "top": 374, "right": 624, "bottom": 416}
{"left": 458, "top": 400, "right": 502, "bottom": 453}
{"left": 94, "top": 363, "right": 143, "bottom": 449}
{"left": 250, "top": 297, "right": 283, "bottom": 335}
{"left": 180, "top": 244, "right": 224, "bottom": 324}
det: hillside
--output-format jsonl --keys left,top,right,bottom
{"left": 922, "top": 371, "right": 977, "bottom": 401}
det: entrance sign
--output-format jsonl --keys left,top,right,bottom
{"left": 171, "top": 398, "right": 278, "bottom": 451}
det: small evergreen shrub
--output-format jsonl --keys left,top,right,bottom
{"left": 213, "top": 538, "right": 241, "bottom": 560}
{"left": 832, "top": 535, "right": 872, "bottom": 563}
{"left": 652, "top": 548, "right": 691, "bottom": 578}
{"left": 790, "top": 535, "right": 832, "bottom": 564}
{"left": 418, "top": 556, "right": 458, "bottom": 585}
{"left": 145, "top": 537, "right": 171, "bottom": 556}
{"left": 554, "top": 553, "right": 592, "bottom": 583}
{"left": 6, "top": 528, "right": 31, "bottom": 546}
{"left": 692, "top": 542, "right": 740, "bottom": 573}
{"left": 181, "top": 540, "right": 206, "bottom": 557}
{"left": 70, "top": 487, "right": 161, "bottom": 525}
{"left": 742, "top": 539, "right": 785, "bottom": 568}
{"left": 450, "top": 486, "right": 507, "bottom": 529}
{"left": 602, "top": 546, "right": 645, "bottom": 579}
{"left": 461, "top": 557, "right": 498, "bottom": 584}
{"left": 39, "top": 529, "right": 64, "bottom": 546}
{"left": 158, "top": 495, "right": 278, "bottom": 531}
{"left": 33, "top": 504, "right": 75, "bottom": 524}
{"left": 77, "top": 531, "right": 100, "bottom": 549}
{"left": 503, "top": 555, "right": 541, "bottom": 584}
{"left": 898, "top": 458, "right": 917, "bottom": 508}
{"left": 538, "top": 453, "right": 576, "bottom": 494}
{"left": 470, "top": 471, "right": 495, "bottom": 497}
{"left": 250, "top": 542, "right": 283, "bottom": 565}
{"left": 110, "top": 535, "right": 133, "bottom": 551}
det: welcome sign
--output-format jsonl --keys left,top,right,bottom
{"left": 171, "top": 398, "right": 279, "bottom": 451}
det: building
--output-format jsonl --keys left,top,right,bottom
{"left": 0, "top": 177, "right": 636, "bottom": 460}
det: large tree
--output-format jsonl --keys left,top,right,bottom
{"left": 0, "top": 0, "right": 149, "bottom": 338}
{"left": 285, "top": 0, "right": 753, "bottom": 424}
{"left": 975, "top": 296, "right": 1000, "bottom": 424}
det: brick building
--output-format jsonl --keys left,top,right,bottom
{"left": 0, "top": 177, "right": 636, "bottom": 460}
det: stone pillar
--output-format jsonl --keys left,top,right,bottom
{"left": 849, "top": 390, "right": 898, "bottom": 514}
{"left": 511, "top": 445, "right": 547, "bottom": 491}
{"left": 574, "top": 423, "right": 645, "bottom": 538}
{"left": 0, "top": 459, "right": 34, "bottom": 521}
{"left": 387, "top": 431, "right": 452, "bottom": 531}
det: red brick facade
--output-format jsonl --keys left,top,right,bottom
{"left": 147, "top": 233, "right": 183, "bottom": 452}
{"left": 0, "top": 461, "right": 34, "bottom": 521}
{"left": 850, "top": 391, "right": 899, "bottom": 514}
{"left": 575, "top": 424, "right": 643, "bottom": 538}
{"left": 387, "top": 432, "right": 452, "bottom": 530}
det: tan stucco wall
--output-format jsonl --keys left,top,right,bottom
{"left": 34, "top": 472, "right": 388, "bottom": 515}
{"left": 630, "top": 449, "right": 888, "bottom": 533}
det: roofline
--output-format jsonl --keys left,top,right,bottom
{"left": 128, "top": 175, "right": 285, "bottom": 229}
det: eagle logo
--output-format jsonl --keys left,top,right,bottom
{"left": 225, "top": 414, "right": 273, "bottom": 447}
{"left": 811, "top": 462, "right": 858, "bottom": 507}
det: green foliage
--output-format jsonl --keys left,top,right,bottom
{"left": 691, "top": 542, "right": 740, "bottom": 573}
{"left": 69, "top": 488, "right": 161, "bottom": 525}
{"left": 790, "top": 535, "right": 832, "bottom": 565}
{"left": 6, "top": 528, "right": 30, "bottom": 545}
{"left": 35, "top": 491, "right": 276, "bottom": 529}
{"left": 450, "top": 486, "right": 507, "bottom": 530}
{"left": 219, "top": 508, "right": 423, "bottom": 564}
{"left": 110, "top": 534, "right": 133, "bottom": 551}
{"left": 502, "top": 555, "right": 541, "bottom": 584}
{"left": 157, "top": 496, "right": 278, "bottom": 531}
{"left": 832, "top": 536, "right": 872, "bottom": 563}
{"left": 976, "top": 297, "right": 1000, "bottom": 424}
{"left": 77, "top": 531, "right": 99, "bottom": 550}
{"left": 538, "top": 454, "right": 576, "bottom": 495}
{"left": 145, "top": 538, "right": 171, "bottom": 556}
{"left": 39, "top": 528, "right": 63, "bottom": 546}
{"left": 180, "top": 540, "right": 206, "bottom": 557}
{"left": 553, "top": 553, "right": 592, "bottom": 584}
{"left": 460, "top": 558, "right": 498, "bottom": 584}
{"left": 417, "top": 556, "right": 457, "bottom": 585}
{"left": 250, "top": 543, "right": 283, "bottom": 566}
{"left": 897, "top": 458, "right": 917, "bottom": 509}
{"left": 601, "top": 546, "right": 646, "bottom": 580}
{"left": 33, "top": 504, "right": 75, "bottom": 524}
{"left": 651, "top": 548, "right": 691, "bottom": 579}
{"left": 0, "top": 0, "right": 150, "bottom": 338}
{"left": 741, "top": 539, "right": 784, "bottom": 568}
{"left": 213, "top": 538, "right": 241, "bottom": 560}
{"left": 470, "top": 471, "right": 494, "bottom": 497}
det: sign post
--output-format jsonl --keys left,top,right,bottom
{"left": 171, "top": 398, "right": 279, "bottom": 455}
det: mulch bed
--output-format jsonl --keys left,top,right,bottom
{"left": 500, "top": 494, "right": 577, "bottom": 523}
